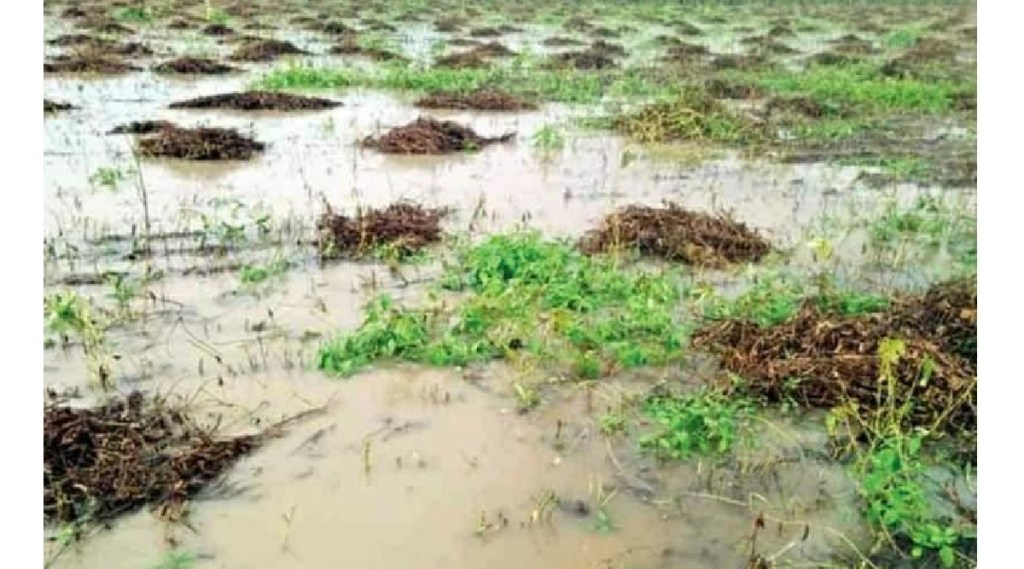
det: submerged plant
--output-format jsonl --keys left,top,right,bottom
{"left": 640, "top": 387, "right": 751, "bottom": 459}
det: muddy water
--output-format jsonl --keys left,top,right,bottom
{"left": 44, "top": 10, "right": 970, "bottom": 568}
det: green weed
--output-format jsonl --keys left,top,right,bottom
{"left": 698, "top": 274, "right": 805, "bottom": 327}
{"left": 114, "top": 6, "right": 154, "bottom": 23}
{"left": 641, "top": 387, "right": 751, "bottom": 460}
{"left": 867, "top": 196, "right": 977, "bottom": 270}
{"left": 883, "top": 27, "right": 922, "bottom": 49}
{"left": 89, "top": 166, "right": 128, "bottom": 192}
{"left": 318, "top": 232, "right": 688, "bottom": 379}
{"left": 531, "top": 124, "right": 565, "bottom": 151}
{"left": 238, "top": 258, "right": 290, "bottom": 288}
{"left": 150, "top": 550, "right": 196, "bottom": 569}
{"left": 44, "top": 291, "right": 111, "bottom": 388}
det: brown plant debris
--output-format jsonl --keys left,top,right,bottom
{"left": 704, "top": 79, "right": 763, "bottom": 100}
{"left": 362, "top": 118, "right": 515, "bottom": 154}
{"left": 108, "top": 120, "right": 176, "bottom": 135}
{"left": 47, "top": 34, "right": 113, "bottom": 49}
{"left": 317, "top": 201, "right": 447, "bottom": 258}
{"left": 203, "top": 23, "right": 235, "bottom": 36}
{"left": 137, "top": 126, "right": 265, "bottom": 160}
{"left": 580, "top": 202, "right": 771, "bottom": 266}
{"left": 329, "top": 40, "right": 407, "bottom": 62}
{"left": 229, "top": 39, "right": 308, "bottom": 62}
{"left": 44, "top": 392, "right": 260, "bottom": 524}
{"left": 45, "top": 100, "right": 76, "bottom": 113}
{"left": 153, "top": 57, "right": 238, "bottom": 74}
{"left": 435, "top": 51, "right": 491, "bottom": 68}
{"left": 543, "top": 36, "right": 584, "bottom": 47}
{"left": 169, "top": 91, "right": 342, "bottom": 111}
{"left": 414, "top": 89, "right": 536, "bottom": 111}
{"left": 45, "top": 55, "right": 139, "bottom": 74}
{"left": 693, "top": 278, "right": 977, "bottom": 436}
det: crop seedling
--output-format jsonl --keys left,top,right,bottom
{"left": 44, "top": 291, "right": 112, "bottom": 389}
{"left": 531, "top": 124, "right": 565, "bottom": 151}
{"left": 150, "top": 550, "right": 196, "bottom": 569}
{"left": 640, "top": 387, "right": 752, "bottom": 460}
{"left": 89, "top": 166, "right": 128, "bottom": 192}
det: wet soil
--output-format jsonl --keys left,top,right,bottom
{"left": 229, "top": 39, "right": 309, "bottom": 62}
{"left": 329, "top": 40, "right": 408, "bottom": 63}
{"left": 542, "top": 35, "right": 584, "bottom": 47}
{"left": 45, "top": 392, "right": 261, "bottom": 524}
{"left": 169, "top": 91, "right": 343, "bottom": 111}
{"left": 434, "top": 51, "right": 492, "bottom": 69}
{"left": 108, "top": 120, "right": 177, "bottom": 135}
{"left": 137, "top": 126, "right": 266, "bottom": 160}
{"left": 317, "top": 201, "right": 447, "bottom": 258}
{"left": 579, "top": 202, "right": 771, "bottom": 266}
{"left": 414, "top": 89, "right": 537, "bottom": 111}
{"left": 704, "top": 79, "right": 763, "bottom": 100}
{"left": 203, "top": 23, "right": 236, "bottom": 36}
{"left": 47, "top": 34, "right": 114, "bottom": 49}
{"left": 152, "top": 57, "right": 239, "bottom": 75}
{"left": 44, "top": 100, "right": 76, "bottom": 113}
{"left": 362, "top": 117, "right": 515, "bottom": 154}
{"left": 549, "top": 48, "right": 618, "bottom": 70}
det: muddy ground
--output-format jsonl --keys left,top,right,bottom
{"left": 44, "top": 1, "right": 976, "bottom": 568}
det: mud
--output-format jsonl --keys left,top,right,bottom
{"left": 542, "top": 35, "right": 584, "bottom": 47}
{"left": 310, "top": 20, "right": 356, "bottom": 35}
{"left": 108, "top": 120, "right": 177, "bottom": 135}
{"left": 435, "top": 50, "right": 491, "bottom": 68}
{"left": 44, "top": 100, "right": 76, "bottom": 113}
{"left": 466, "top": 41, "right": 517, "bottom": 58}
{"left": 166, "top": 18, "right": 195, "bottom": 30}
{"left": 579, "top": 202, "right": 771, "bottom": 266}
{"left": 710, "top": 53, "right": 769, "bottom": 71}
{"left": 829, "top": 34, "right": 877, "bottom": 55}
{"left": 469, "top": 26, "right": 501, "bottom": 38}
{"left": 44, "top": 55, "right": 139, "bottom": 74}
{"left": 137, "top": 126, "right": 266, "bottom": 160}
{"left": 317, "top": 201, "right": 447, "bottom": 258}
{"left": 330, "top": 40, "right": 408, "bottom": 63}
{"left": 169, "top": 91, "right": 343, "bottom": 111}
{"left": 229, "top": 39, "right": 309, "bottom": 62}
{"left": 202, "top": 23, "right": 236, "bottom": 36}
{"left": 45, "top": 392, "right": 261, "bottom": 524}
{"left": 78, "top": 19, "right": 134, "bottom": 35}
{"left": 362, "top": 117, "right": 515, "bottom": 154}
{"left": 694, "top": 278, "right": 976, "bottom": 440}
{"left": 549, "top": 48, "right": 617, "bottom": 70}
{"left": 47, "top": 34, "right": 114, "bottom": 49}
{"left": 808, "top": 51, "right": 861, "bottom": 67}
{"left": 765, "top": 96, "right": 845, "bottom": 119}
{"left": 704, "top": 79, "right": 763, "bottom": 100}
{"left": 152, "top": 57, "right": 239, "bottom": 75}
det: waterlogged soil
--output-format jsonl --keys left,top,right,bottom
{"left": 44, "top": 2, "right": 976, "bottom": 568}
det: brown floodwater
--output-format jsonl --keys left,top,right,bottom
{"left": 44, "top": 8, "right": 972, "bottom": 568}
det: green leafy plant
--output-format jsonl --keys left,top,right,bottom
{"left": 44, "top": 291, "right": 111, "bottom": 389}
{"left": 114, "top": 6, "right": 154, "bottom": 23}
{"left": 150, "top": 550, "right": 196, "bottom": 569}
{"left": 89, "top": 167, "right": 127, "bottom": 192}
{"left": 641, "top": 387, "right": 751, "bottom": 459}
{"left": 531, "top": 124, "right": 565, "bottom": 151}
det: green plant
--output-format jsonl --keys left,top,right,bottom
{"left": 150, "top": 550, "right": 196, "bottom": 569}
{"left": 89, "top": 166, "right": 127, "bottom": 192}
{"left": 106, "top": 274, "right": 140, "bottom": 314}
{"left": 44, "top": 291, "right": 111, "bottom": 388}
{"left": 318, "top": 232, "right": 688, "bottom": 378}
{"left": 531, "top": 124, "right": 565, "bottom": 151}
{"left": 238, "top": 257, "right": 290, "bottom": 288}
{"left": 114, "top": 6, "right": 154, "bottom": 23}
{"left": 828, "top": 339, "right": 976, "bottom": 567}
{"left": 699, "top": 273, "right": 805, "bottom": 327}
{"left": 884, "top": 27, "right": 921, "bottom": 49}
{"left": 599, "top": 413, "right": 626, "bottom": 435}
{"left": 640, "top": 387, "right": 751, "bottom": 459}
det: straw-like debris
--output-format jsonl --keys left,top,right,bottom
{"left": 153, "top": 57, "right": 239, "bottom": 74}
{"left": 44, "top": 392, "right": 260, "bottom": 524}
{"left": 108, "top": 120, "right": 176, "bottom": 135}
{"left": 137, "top": 126, "right": 265, "bottom": 160}
{"left": 329, "top": 40, "right": 407, "bottom": 62}
{"left": 229, "top": 39, "right": 308, "bottom": 62}
{"left": 317, "top": 202, "right": 447, "bottom": 258}
{"left": 169, "top": 91, "right": 342, "bottom": 111}
{"left": 579, "top": 202, "right": 771, "bottom": 266}
{"left": 45, "top": 100, "right": 76, "bottom": 113}
{"left": 363, "top": 118, "right": 514, "bottom": 154}
{"left": 202, "top": 23, "right": 235, "bottom": 36}
{"left": 414, "top": 89, "right": 536, "bottom": 111}
{"left": 704, "top": 79, "right": 763, "bottom": 100}
{"left": 549, "top": 48, "right": 617, "bottom": 70}
{"left": 693, "top": 278, "right": 977, "bottom": 437}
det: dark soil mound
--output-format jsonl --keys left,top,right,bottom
{"left": 435, "top": 20, "right": 462, "bottom": 33}
{"left": 469, "top": 26, "right": 501, "bottom": 38}
{"left": 45, "top": 55, "right": 139, "bottom": 74}
{"left": 167, "top": 18, "right": 195, "bottom": 30}
{"left": 693, "top": 278, "right": 976, "bottom": 437}
{"left": 808, "top": 51, "right": 861, "bottom": 67}
{"left": 415, "top": 89, "right": 537, "bottom": 111}
{"left": 44, "top": 100, "right": 76, "bottom": 113}
{"left": 202, "top": 23, "right": 235, "bottom": 36}
{"left": 550, "top": 49, "right": 617, "bottom": 70}
{"left": 329, "top": 40, "right": 408, "bottom": 63}
{"left": 47, "top": 34, "right": 113, "bottom": 49}
{"left": 952, "top": 91, "right": 976, "bottom": 112}
{"left": 563, "top": 16, "right": 593, "bottom": 31}
{"left": 153, "top": 57, "right": 238, "bottom": 74}
{"left": 45, "top": 392, "right": 260, "bottom": 524}
{"left": 435, "top": 51, "right": 491, "bottom": 69}
{"left": 317, "top": 202, "right": 447, "bottom": 259}
{"left": 592, "top": 26, "right": 621, "bottom": 38}
{"left": 469, "top": 41, "right": 516, "bottom": 57}
{"left": 677, "top": 21, "right": 703, "bottom": 36}
{"left": 664, "top": 42, "right": 710, "bottom": 58}
{"left": 589, "top": 39, "right": 627, "bottom": 57}
{"left": 106, "top": 41, "right": 155, "bottom": 57}
{"left": 710, "top": 53, "right": 769, "bottom": 70}
{"left": 79, "top": 19, "right": 134, "bottom": 35}
{"left": 60, "top": 6, "right": 89, "bottom": 19}
{"left": 766, "top": 24, "right": 795, "bottom": 38}
{"left": 579, "top": 202, "right": 771, "bottom": 266}
{"left": 362, "top": 117, "right": 515, "bottom": 154}
{"left": 829, "top": 34, "right": 877, "bottom": 55}
{"left": 137, "top": 126, "right": 265, "bottom": 160}
{"left": 704, "top": 79, "right": 763, "bottom": 100}
{"left": 229, "top": 39, "right": 308, "bottom": 62}
{"left": 765, "top": 95, "right": 846, "bottom": 118}
{"left": 362, "top": 20, "right": 398, "bottom": 33}
{"left": 312, "top": 20, "right": 356, "bottom": 35}
{"left": 108, "top": 120, "right": 176, "bottom": 134}
{"left": 543, "top": 36, "right": 584, "bottom": 47}
{"left": 742, "top": 36, "right": 798, "bottom": 55}
{"left": 169, "top": 91, "right": 342, "bottom": 111}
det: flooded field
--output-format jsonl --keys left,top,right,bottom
{"left": 44, "top": 1, "right": 977, "bottom": 568}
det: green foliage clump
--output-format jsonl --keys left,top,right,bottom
{"left": 317, "top": 232, "right": 688, "bottom": 378}
{"left": 640, "top": 387, "right": 751, "bottom": 459}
